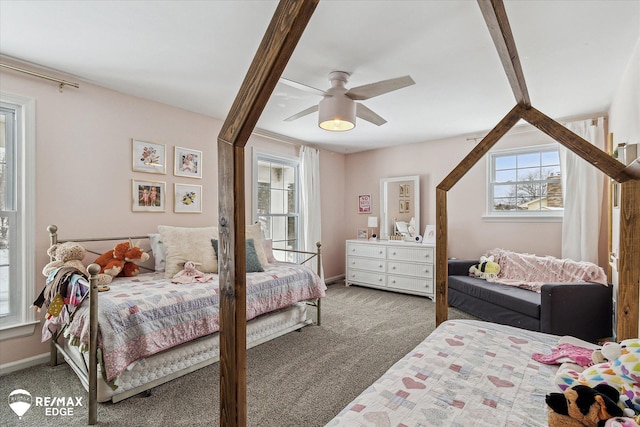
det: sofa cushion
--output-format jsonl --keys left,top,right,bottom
{"left": 448, "top": 275, "right": 541, "bottom": 319}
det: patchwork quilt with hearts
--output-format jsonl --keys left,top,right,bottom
{"left": 327, "top": 319, "right": 560, "bottom": 427}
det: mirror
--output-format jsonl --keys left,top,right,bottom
{"left": 380, "top": 175, "right": 420, "bottom": 240}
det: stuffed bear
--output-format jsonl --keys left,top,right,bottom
{"left": 42, "top": 241, "right": 112, "bottom": 287}
{"left": 469, "top": 255, "right": 501, "bottom": 280}
{"left": 94, "top": 239, "right": 150, "bottom": 280}
{"left": 546, "top": 384, "right": 624, "bottom": 427}
{"left": 556, "top": 339, "right": 640, "bottom": 417}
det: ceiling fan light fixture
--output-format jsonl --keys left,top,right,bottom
{"left": 318, "top": 96, "right": 356, "bottom": 131}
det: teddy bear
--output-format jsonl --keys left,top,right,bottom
{"left": 555, "top": 339, "right": 640, "bottom": 417}
{"left": 94, "top": 239, "right": 150, "bottom": 280}
{"left": 469, "top": 255, "right": 501, "bottom": 280}
{"left": 546, "top": 384, "right": 624, "bottom": 427}
{"left": 42, "top": 241, "right": 111, "bottom": 287}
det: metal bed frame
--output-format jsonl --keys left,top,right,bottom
{"left": 46, "top": 224, "right": 322, "bottom": 425}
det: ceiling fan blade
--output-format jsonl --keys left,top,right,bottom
{"left": 279, "top": 78, "right": 327, "bottom": 97}
{"left": 346, "top": 75, "right": 415, "bottom": 101}
{"left": 284, "top": 105, "right": 319, "bottom": 122}
{"left": 356, "top": 103, "right": 387, "bottom": 126}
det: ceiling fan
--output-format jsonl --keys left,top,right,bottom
{"left": 280, "top": 71, "right": 415, "bottom": 131}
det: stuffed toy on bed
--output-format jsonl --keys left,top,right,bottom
{"left": 555, "top": 339, "right": 640, "bottom": 417}
{"left": 469, "top": 255, "right": 501, "bottom": 280}
{"left": 94, "top": 239, "right": 150, "bottom": 281}
{"left": 42, "top": 241, "right": 111, "bottom": 287}
{"left": 546, "top": 384, "right": 624, "bottom": 427}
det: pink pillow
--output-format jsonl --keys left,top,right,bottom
{"left": 263, "top": 239, "right": 278, "bottom": 263}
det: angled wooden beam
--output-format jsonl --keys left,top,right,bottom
{"left": 438, "top": 104, "right": 523, "bottom": 192}
{"left": 217, "top": 1, "right": 318, "bottom": 426}
{"left": 520, "top": 106, "right": 633, "bottom": 183}
{"left": 435, "top": 104, "right": 522, "bottom": 326}
{"left": 478, "top": 0, "right": 531, "bottom": 107}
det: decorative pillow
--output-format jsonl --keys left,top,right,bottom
{"left": 158, "top": 225, "right": 218, "bottom": 278}
{"left": 147, "top": 233, "right": 166, "bottom": 272}
{"left": 263, "top": 239, "right": 278, "bottom": 263}
{"left": 245, "top": 223, "right": 269, "bottom": 267}
{"left": 211, "top": 239, "right": 264, "bottom": 273}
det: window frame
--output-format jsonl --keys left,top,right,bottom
{"left": 252, "top": 149, "right": 300, "bottom": 260}
{"left": 0, "top": 93, "right": 37, "bottom": 340}
{"left": 484, "top": 143, "right": 563, "bottom": 223}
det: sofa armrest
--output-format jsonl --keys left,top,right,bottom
{"left": 447, "top": 259, "right": 477, "bottom": 277}
{"left": 540, "top": 282, "right": 612, "bottom": 342}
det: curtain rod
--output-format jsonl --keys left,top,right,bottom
{"left": 0, "top": 63, "right": 79, "bottom": 92}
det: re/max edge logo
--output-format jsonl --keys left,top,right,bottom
{"left": 8, "top": 389, "right": 83, "bottom": 419}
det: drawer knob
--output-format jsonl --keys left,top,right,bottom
{"left": 392, "top": 251, "right": 396, "bottom": 255}
{"left": 379, "top": 264, "right": 383, "bottom": 268}
{"left": 392, "top": 266, "right": 396, "bottom": 270}
{"left": 392, "top": 280, "right": 396, "bottom": 284}
{"left": 379, "top": 250, "right": 383, "bottom": 254}
{"left": 379, "top": 278, "right": 383, "bottom": 282}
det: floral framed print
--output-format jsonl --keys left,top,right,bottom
{"left": 174, "top": 183, "right": 202, "bottom": 213}
{"left": 132, "top": 139, "right": 166, "bottom": 174}
{"left": 132, "top": 179, "right": 165, "bottom": 212}
{"left": 174, "top": 147, "right": 202, "bottom": 179}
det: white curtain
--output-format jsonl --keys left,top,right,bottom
{"left": 299, "top": 146, "right": 324, "bottom": 278}
{"left": 559, "top": 117, "right": 605, "bottom": 263}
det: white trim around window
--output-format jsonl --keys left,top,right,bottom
{"left": 0, "top": 92, "right": 38, "bottom": 340}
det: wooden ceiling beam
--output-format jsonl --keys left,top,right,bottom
{"left": 520, "top": 106, "right": 633, "bottom": 183}
{"left": 217, "top": 1, "right": 318, "bottom": 426}
{"left": 478, "top": 0, "right": 531, "bottom": 107}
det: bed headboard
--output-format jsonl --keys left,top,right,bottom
{"left": 47, "top": 224, "right": 156, "bottom": 273}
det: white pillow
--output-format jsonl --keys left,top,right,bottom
{"left": 245, "top": 223, "right": 268, "bottom": 267}
{"left": 158, "top": 225, "right": 219, "bottom": 278}
{"left": 148, "top": 233, "right": 166, "bottom": 272}
{"left": 263, "top": 239, "right": 278, "bottom": 263}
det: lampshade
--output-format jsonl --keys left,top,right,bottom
{"left": 367, "top": 216, "right": 378, "bottom": 228}
{"left": 318, "top": 95, "right": 356, "bottom": 131}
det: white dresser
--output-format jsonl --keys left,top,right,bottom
{"left": 345, "top": 239, "right": 435, "bottom": 299}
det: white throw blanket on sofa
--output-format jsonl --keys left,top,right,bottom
{"left": 485, "top": 248, "right": 608, "bottom": 293}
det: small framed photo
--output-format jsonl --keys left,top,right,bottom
{"left": 132, "top": 139, "right": 166, "bottom": 174}
{"left": 132, "top": 179, "right": 165, "bottom": 212}
{"left": 357, "top": 228, "right": 368, "bottom": 240}
{"left": 174, "top": 147, "right": 202, "bottom": 178}
{"left": 424, "top": 225, "right": 436, "bottom": 244}
{"left": 399, "top": 200, "right": 406, "bottom": 213}
{"left": 358, "top": 194, "right": 371, "bottom": 214}
{"left": 403, "top": 184, "right": 410, "bottom": 198}
{"left": 399, "top": 184, "right": 405, "bottom": 197}
{"left": 174, "top": 183, "right": 202, "bottom": 213}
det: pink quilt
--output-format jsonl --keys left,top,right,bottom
{"left": 485, "top": 248, "right": 608, "bottom": 293}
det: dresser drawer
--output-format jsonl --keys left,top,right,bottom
{"left": 347, "top": 256, "right": 385, "bottom": 272}
{"left": 347, "top": 269, "right": 386, "bottom": 286}
{"left": 386, "top": 245, "right": 433, "bottom": 263}
{"left": 387, "top": 260, "right": 433, "bottom": 278}
{"left": 347, "top": 242, "right": 386, "bottom": 259}
{"left": 387, "top": 275, "right": 433, "bottom": 294}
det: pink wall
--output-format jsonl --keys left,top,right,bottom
{"left": 345, "top": 128, "right": 569, "bottom": 261}
{"left": 0, "top": 65, "right": 345, "bottom": 365}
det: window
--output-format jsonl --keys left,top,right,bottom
{"left": 0, "top": 93, "right": 36, "bottom": 339}
{"left": 253, "top": 150, "right": 300, "bottom": 262}
{"left": 487, "top": 144, "right": 563, "bottom": 219}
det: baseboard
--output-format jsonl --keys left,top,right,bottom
{"left": 325, "top": 274, "right": 345, "bottom": 285}
{"left": 0, "top": 352, "right": 51, "bottom": 376}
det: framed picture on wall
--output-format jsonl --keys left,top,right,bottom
{"left": 132, "top": 139, "right": 166, "bottom": 174}
{"left": 174, "top": 183, "right": 202, "bottom": 213}
{"left": 132, "top": 179, "right": 165, "bottom": 212}
{"left": 358, "top": 194, "right": 371, "bottom": 214}
{"left": 174, "top": 147, "right": 202, "bottom": 178}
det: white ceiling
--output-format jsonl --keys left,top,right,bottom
{"left": 1, "top": 1, "right": 638, "bottom": 153}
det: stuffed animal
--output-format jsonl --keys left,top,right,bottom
{"left": 469, "top": 255, "right": 501, "bottom": 280}
{"left": 94, "top": 239, "right": 150, "bottom": 280}
{"left": 556, "top": 339, "right": 640, "bottom": 417}
{"left": 546, "top": 384, "right": 624, "bottom": 427}
{"left": 42, "top": 241, "right": 111, "bottom": 287}
{"left": 604, "top": 417, "right": 640, "bottom": 427}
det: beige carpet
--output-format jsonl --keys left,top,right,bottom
{"left": 0, "top": 283, "right": 477, "bottom": 427}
